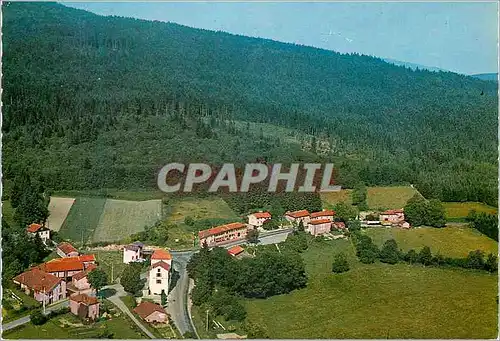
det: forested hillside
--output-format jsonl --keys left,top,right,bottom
{"left": 2, "top": 2, "right": 498, "bottom": 205}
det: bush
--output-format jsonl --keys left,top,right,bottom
{"left": 332, "top": 253, "right": 350, "bottom": 273}
{"left": 465, "top": 250, "right": 485, "bottom": 269}
{"left": 30, "top": 309, "right": 48, "bottom": 325}
{"left": 418, "top": 246, "right": 433, "bottom": 266}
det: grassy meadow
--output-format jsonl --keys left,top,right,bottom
{"left": 244, "top": 238, "right": 498, "bottom": 339}
{"left": 92, "top": 199, "right": 162, "bottom": 242}
{"left": 166, "top": 196, "right": 238, "bottom": 224}
{"left": 365, "top": 226, "right": 498, "bottom": 258}
{"left": 366, "top": 186, "right": 419, "bottom": 210}
{"left": 443, "top": 202, "right": 497, "bottom": 221}
{"left": 93, "top": 251, "right": 127, "bottom": 283}
{"left": 58, "top": 197, "right": 107, "bottom": 244}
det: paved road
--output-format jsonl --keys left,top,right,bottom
{"left": 103, "top": 283, "right": 155, "bottom": 339}
{"left": 2, "top": 299, "right": 69, "bottom": 331}
{"left": 166, "top": 228, "right": 293, "bottom": 338}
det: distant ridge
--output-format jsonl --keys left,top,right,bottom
{"left": 382, "top": 58, "right": 449, "bottom": 73}
{"left": 471, "top": 73, "right": 498, "bottom": 82}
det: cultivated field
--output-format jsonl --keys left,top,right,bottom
{"left": 58, "top": 197, "right": 107, "bottom": 244}
{"left": 92, "top": 199, "right": 162, "bottom": 242}
{"left": 443, "top": 202, "right": 497, "bottom": 220}
{"left": 245, "top": 239, "right": 498, "bottom": 339}
{"left": 365, "top": 226, "right": 498, "bottom": 258}
{"left": 320, "top": 189, "right": 353, "bottom": 206}
{"left": 166, "top": 196, "right": 238, "bottom": 224}
{"left": 47, "top": 197, "right": 75, "bottom": 231}
{"left": 366, "top": 186, "right": 419, "bottom": 210}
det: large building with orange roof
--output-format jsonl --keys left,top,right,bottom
{"left": 284, "top": 210, "right": 310, "bottom": 226}
{"left": 148, "top": 248, "right": 173, "bottom": 297}
{"left": 198, "top": 222, "right": 248, "bottom": 247}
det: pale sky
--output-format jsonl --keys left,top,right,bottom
{"left": 65, "top": 2, "right": 499, "bottom": 75}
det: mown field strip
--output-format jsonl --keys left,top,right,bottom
{"left": 58, "top": 197, "right": 107, "bottom": 243}
{"left": 47, "top": 197, "right": 75, "bottom": 232}
{"left": 92, "top": 199, "right": 162, "bottom": 242}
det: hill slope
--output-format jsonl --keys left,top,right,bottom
{"left": 1, "top": 2, "right": 498, "bottom": 205}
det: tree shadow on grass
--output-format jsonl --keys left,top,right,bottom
{"left": 99, "top": 288, "right": 117, "bottom": 299}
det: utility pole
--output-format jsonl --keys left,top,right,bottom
{"left": 206, "top": 309, "right": 209, "bottom": 332}
{"left": 43, "top": 288, "right": 46, "bottom": 314}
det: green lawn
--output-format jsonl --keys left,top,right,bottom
{"left": 366, "top": 186, "right": 419, "bottom": 210}
{"left": 94, "top": 251, "right": 127, "bottom": 283}
{"left": 2, "top": 311, "right": 146, "bottom": 339}
{"left": 443, "top": 202, "right": 497, "bottom": 220}
{"left": 58, "top": 197, "right": 107, "bottom": 245}
{"left": 365, "top": 226, "right": 498, "bottom": 258}
{"left": 244, "top": 238, "right": 498, "bottom": 339}
{"left": 166, "top": 196, "right": 238, "bottom": 224}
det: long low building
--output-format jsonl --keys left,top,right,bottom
{"left": 198, "top": 222, "right": 248, "bottom": 247}
{"left": 13, "top": 268, "right": 67, "bottom": 305}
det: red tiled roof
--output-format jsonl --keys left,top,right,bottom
{"left": 250, "top": 212, "right": 271, "bottom": 219}
{"left": 133, "top": 301, "right": 166, "bottom": 319}
{"left": 151, "top": 249, "right": 172, "bottom": 261}
{"left": 13, "top": 268, "right": 62, "bottom": 292}
{"left": 57, "top": 242, "right": 78, "bottom": 255}
{"left": 26, "top": 223, "right": 44, "bottom": 233}
{"left": 381, "top": 209, "right": 404, "bottom": 215}
{"left": 151, "top": 260, "right": 170, "bottom": 271}
{"left": 198, "top": 222, "right": 247, "bottom": 239}
{"left": 334, "top": 222, "right": 346, "bottom": 229}
{"left": 311, "top": 210, "right": 335, "bottom": 218}
{"left": 286, "top": 210, "right": 310, "bottom": 218}
{"left": 72, "top": 264, "right": 97, "bottom": 281}
{"left": 78, "top": 254, "right": 96, "bottom": 262}
{"left": 70, "top": 293, "right": 98, "bottom": 305}
{"left": 227, "top": 245, "right": 244, "bottom": 256}
{"left": 40, "top": 259, "right": 85, "bottom": 273}
{"left": 309, "top": 218, "right": 331, "bottom": 225}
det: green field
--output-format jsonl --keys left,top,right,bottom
{"left": 166, "top": 196, "right": 238, "bottom": 224}
{"left": 366, "top": 186, "right": 419, "bottom": 210}
{"left": 443, "top": 202, "right": 497, "bottom": 220}
{"left": 320, "top": 189, "right": 353, "bottom": 206}
{"left": 365, "top": 226, "right": 498, "bottom": 258}
{"left": 2, "top": 309, "right": 146, "bottom": 339}
{"left": 58, "top": 197, "right": 107, "bottom": 244}
{"left": 94, "top": 251, "right": 127, "bottom": 283}
{"left": 244, "top": 239, "right": 498, "bottom": 339}
{"left": 92, "top": 199, "right": 162, "bottom": 242}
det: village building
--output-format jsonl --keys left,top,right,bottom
{"left": 247, "top": 211, "right": 271, "bottom": 227}
{"left": 38, "top": 255, "right": 96, "bottom": 280}
{"left": 69, "top": 264, "right": 97, "bottom": 295}
{"left": 307, "top": 219, "right": 332, "bottom": 236}
{"left": 123, "top": 241, "right": 145, "bottom": 264}
{"left": 333, "top": 221, "right": 346, "bottom": 230}
{"left": 198, "top": 222, "right": 248, "bottom": 247}
{"left": 379, "top": 209, "right": 405, "bottom": 226}
{"left": 284, "top": 210, "right": 310, "bottom": 226}
{"left": 26, "top": 223, "right": 51, "bottom": 244}
{"left": 227, "top": 245, "right": 245, "bottom": 257}
{"left": 310, "top": 209, "right": 335, "bottom": 221}
{"left": 69, "top": 293, "right": 100, "bottom": 320}
{"left": 148, "top": 249, "right": 172, "bottom": 296}
{"left": 56, "top": 242, "right": 79, "bottom": 258}
{"left": 13, "top": 268, "right": 67, "bottom": 305}
{"left": 133, "top": 301, "right": 168, "bottom": 324}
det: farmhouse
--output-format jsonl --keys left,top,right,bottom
{"left": 69, "top": 293, "right": 100, "bottom": 320}
{"left": 285, "top": 210, "right": 310, "bottom": 225}
{"left": 198, "top": 222, "right": 248, "bottom": 247}
{"left": 379, "top": 209, "right": 405, "bottom": 226}
{"left": 26, "top": 223, "right": 51, "bottom": 244}
{"left": 38, "top": 255, "right": 96, "bottom": 280}
{"left": 148, "top": 249, "right": 172, "bottom": 296}
{"left": 13, "top": 268, "right": 67, "bottom": 305}
{"left": 310, "top": 209, "right": 335, "bottom": 221}
{"left": 123, "top": 241, "right": 145, "bottom": 264}
{"left": 134, "top": 301, "right": 168, "bottom": 324}
{"left": 247, "top": 211, "right": 271, "bottom": 227}
{"left": 56, "top": 242, "right": 79, "bottom": 258}
{"left": 227, "top": 245, "right": 245, "bottom": 257}
{"left": 307, "top": 219, "right": 332, "bottom": 236}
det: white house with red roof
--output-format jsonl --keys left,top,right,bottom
{"left": 56, "top": 242, "right": 79, "bottom": 258}
{"left": 379, "top": 209, "right": 405, "bottom": 226}
{"left": 310, "top": 209, "right": 335, "bottom": 222}
{"left": 285, "top": 210, "right": 310, "bottom": 226}
{"left": 247, "top": 211, "right": 271, "bottom": 227}
{"left": 13, "top": 268, "right": 67, "bottom": 305}
{"left": 26, "top": 223, "right": 51, "bottom": 244}
{"left": 198, "top": 222, "right": 248, "bottom": 247}
{"left": 148, "top": 249, "right": 173, "bottom": 296}
{"left": 123, "top": 241, "right": 145, "bottom": 264}
{"left": 307, "top": 219, "right": 332, "bottom": 236}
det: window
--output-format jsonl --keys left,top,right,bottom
{"left": 156, "top": 279, "right": 162, "bottom": 284}
{"left": 157, "top": 268, "right": 161, "bottom": 272}
{"left": 156, "top": 272, "right": 161, "bottom": 277}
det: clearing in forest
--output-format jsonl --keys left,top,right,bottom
{"left": 166, "top": 196, "right": 238, "bottom": 224}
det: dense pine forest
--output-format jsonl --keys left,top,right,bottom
{"left": 2, "top": 2, "right": 498, "bottom": 206}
